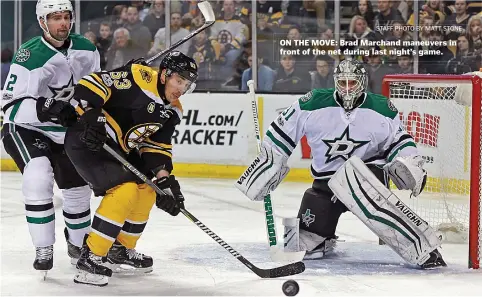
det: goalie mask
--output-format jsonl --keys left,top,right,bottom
{"left": 36, "top": 0, "right": 74, "bottom": 42}
{"left": 159, "top": 51, "right": 198, "bottom": 95}
{"left": 333, "top": 60, "right": 368, "bottom": 110}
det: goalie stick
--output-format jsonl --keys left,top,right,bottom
{"left": 246, "top": 80, "right": 306, "bottom": 263}
{"left": 102, "top": 143, "right": 306, "bottom": 278}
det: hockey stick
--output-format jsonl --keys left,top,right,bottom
{"left": 53, "top": 2, "right": 213, "bottom": 98}
{"left": 145, "top": 1, "right": 215, "bottom": 65}
{"left": 102, "top": 143, "right": 305, "bottom": 278}
{"left": 53, "top": 2, "right": 213, "bottom": 100}
{"left": 246, "top": 80, "right": 306, "bottom": 262}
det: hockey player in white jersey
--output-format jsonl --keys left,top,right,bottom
{"left": 236, "top": 60, "right": 447, "bottom": 269}
{"left": 1, "top": 0, "right": 99, "bottom": 276}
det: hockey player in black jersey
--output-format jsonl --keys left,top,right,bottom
{"left": 63, "top": 51, "right": 198, "bottom": 286}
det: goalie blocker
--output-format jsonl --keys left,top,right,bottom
{"left": 328, "top": 156, "right": 445, "bottom": 268}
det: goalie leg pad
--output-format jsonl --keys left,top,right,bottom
{"left": 328, "top": 156, "right": 442, "bottom": 266}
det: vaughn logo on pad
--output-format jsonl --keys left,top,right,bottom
{"left": 237, "top": 157, "right": 261, "bottom": 185}
{"left": 394, "top": 200, "right": 424, "bottom": 227}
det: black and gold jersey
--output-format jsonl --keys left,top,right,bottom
{"left": 73, "top": 63, "right": 182, "bottom": 174}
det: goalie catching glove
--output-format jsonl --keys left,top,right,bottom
{"left": 383, "top": 155, "right": 427, "bottom": 197}
{"left": 235, "top": 143, "right": 290, "bottom": 201}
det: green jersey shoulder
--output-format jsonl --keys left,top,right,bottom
{"left": 69, "top": 33, "right": 97, "bottom": 52}
{"left": 298, "top": 88, "right": 338, "bottom": 111}
{"left": 12, "top": 33, "right": 97, "bottom": 71}
{"left": 12, "top": 36, "right": 56, "bottom": 71}
{"left": 360, "top": 92, "right": 398, "bottom": 119}
{"left": 298, "top": 88, "right": 399, "bottom": 119}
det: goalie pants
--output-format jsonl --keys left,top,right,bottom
{"left": 1, "top": 123, "right": 91, "bottom": 248}
{"left": 64, "top": 123, "right": 156, "bottom": 257}
{"left": 298, "top": 164, "right": 388, "bottom": 238}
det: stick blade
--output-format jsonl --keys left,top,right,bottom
{"left": 264, "top": 262, "right": 305, "bottom": 278}
{"left": 198, "top": 1, "right": 215, "bottom": 22}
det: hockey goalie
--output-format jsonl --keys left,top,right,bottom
{"left": 235, "top": 60, "right": 446, "bottom": 269}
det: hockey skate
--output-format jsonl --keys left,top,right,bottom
{"left": 303, "top": 236, "right": 338, "bottom": 260}
{"left": 106, "top": 241, "right": 153, "bottom": 274}
{"left": 420, "top": 249, "right": 447, "bottom": 269}
{"left": 283, "top": 218, "right": 338, "bottom": 261}
{"left": 34, "top": 245, "right": 53, "bottom": 280}
{"left": 74, "top": 238, "right": 112, "bottom": 286}
{"left": 64, "top": 228, "right": 81, "bottom": 265}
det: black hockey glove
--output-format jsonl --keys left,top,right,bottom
{"left": 155, "top": 175, "right": 185, "bottom": 216}
{"left": 36, "top": 97, "right": 78, "bottom": 127}
{"left": 79, "top": 109, "right": 107, "bottom": 152}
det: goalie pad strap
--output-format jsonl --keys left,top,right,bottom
{"left": 328, "top": 156, "right": 442, "bottom": 266}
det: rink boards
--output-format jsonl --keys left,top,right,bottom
{"left": 0, "top": 92, "right": 471, "bottom": 194}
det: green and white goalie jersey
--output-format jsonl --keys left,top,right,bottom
{"left": 265, "top": 88, "right": 418, "bottom": 180}
{"left": 2, "top": 33, "right": 101, "bottom": 143}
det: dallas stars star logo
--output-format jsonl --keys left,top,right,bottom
{"left": 302, "top": 209, "right": 315, "bottom": 227}
{"left": 322, "top": 126, "right": 369, "bottom": 163}
{"left": 48, "top": 75, "right": 73, "bottom": 98}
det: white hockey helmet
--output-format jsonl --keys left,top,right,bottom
{"left": 36, "top": 0, "right": 74, "bottom": 41}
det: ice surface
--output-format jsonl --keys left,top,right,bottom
{"left": 1, "top": 173, "right": 481, "bottom": 296}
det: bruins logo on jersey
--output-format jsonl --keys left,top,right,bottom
{"left": 139, "top": 69, "right": 152, "bottom": 83}
{"left": 124, "top": 124, "right": 161, "bottom": 150}
{"left": 193, "top": 51, "right": 205, "bottom": 65}
{"left": 217, "top": 30, "right": 233, "bottom": 45}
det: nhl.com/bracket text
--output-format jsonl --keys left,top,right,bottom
{"left": 172, "top": 109, "right": 244, "bottom": 146}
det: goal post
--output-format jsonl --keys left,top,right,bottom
{"left": 382, "top": 73, "right": 482, "bottom": 269}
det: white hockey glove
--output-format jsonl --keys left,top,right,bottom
{"left": 383, "top": 155, "right": 427, "bottom": 197}
{"left": 235, "top": 144, "right": 290, "bottom": 201}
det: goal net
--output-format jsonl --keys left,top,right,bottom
{"left": 382, "top": 74, "right": 482, "bottom": 269}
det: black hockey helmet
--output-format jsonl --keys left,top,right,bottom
{"left": 159, "top": 51, "right": 198, "bottom": 84}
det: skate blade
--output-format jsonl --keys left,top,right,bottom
{"left": 303, "top": 250, "right": 327, "bottom": 260}
{"left": 107, "top": 263, "right": 153, "bottom": 274}
{"left": 74, "top": 270, "right": 109, "bottom": 286}
{"left": 39, "top": 271, "right": 48, "bottom": 281}
{"left": 420, "top": 262, "right": 448, "bottom": 270}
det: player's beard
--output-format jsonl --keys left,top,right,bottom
{"left": 52, "top": 28, "right": 69, "bottom": 41}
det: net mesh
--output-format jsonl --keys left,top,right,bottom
{"left": 385, "top": 77, "right": 481, "bottom": 268}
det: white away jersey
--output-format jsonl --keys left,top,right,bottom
{"left": 265, "top": 88, "right": 418, "bottom": 180}
{"left": 2, "top": 33, "right": 101, "bottom": 143}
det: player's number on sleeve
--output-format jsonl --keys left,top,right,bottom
{"left": 5, "top": 74, "right": 17, "bottom": 91}
{"left": 111, "top": 71, "right": 132, "bottom": 90}
{"left": 282, "top": 106, "right": 295, "bottom": 121}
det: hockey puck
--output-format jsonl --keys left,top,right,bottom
{"left": 282, "top": 280, "right": 299, "bottom": 296}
